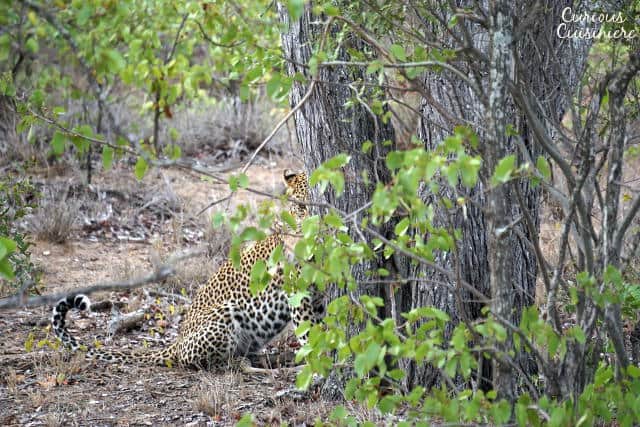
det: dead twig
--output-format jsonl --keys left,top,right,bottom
{"left": 0, "top": 247, "right": 205, "bottom": 310}
{"left": 107, "top": 309, "right": 146, "bottom": 336}
{"left": 241, "top": 80, "right": 317, "bottom": 174}
{"left": 89, "top": 300, "right": 128, "bottom": 312}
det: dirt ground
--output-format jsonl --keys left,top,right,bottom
{"left": 0, "top": 156, "right": 339, "bottom": 426}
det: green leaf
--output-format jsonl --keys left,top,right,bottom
{"left": 490, "top": 154, "right": 516, "bottom": 186}
{"left": 536, "top": 156, "right": 551, "bottom": 180}
{"left": 229, "top": 175, "right": 240, "bottom": 191}
{"left": 235, "top": 413, "right": 254, "bottom": 427}
{"left": 366, "top": 61, "right": 382, "bottom": 75}
{"left": 0, "top": 237, "right": 17, "bottom": 260}
{"left": 163, "top": 144, "right": 181, "bottom": 160}
{"left": 237, "top": 173, "right": 249, "bottom": 188}
{"left": 238, "top": 227, "right": 266, "bottom": 243}
{"left": 386, "top": 151, "right": 404, "bottom": 170}
{"left": 604, "top": 265, "right": 623, "bottom": 286}
{"left": 288, "top": 291, "right": 309, "bottom": 308}
{"left": 211, "top": 212, "right": 225, "bottom": 228}
{"left": 0, "top": 257, "right": 14, "bottom": 280}
{"left": 229, "top": 173, "right": 249, "bottom": 191}
{"left": 505, "top": 123, "right": 519, "bottom": 136}
{"left": 324, "top": 153, "right": 351, "bottom": 169}
{"left": 324, "top": 213, "right": 345, "bottom": 230}
{"left": 330, "top": 406, "right": 348, "bottom": 421}
{"left": 0, "top": 34, "right": 10, "bottom": 62}
{"left": 24, "top": 332, "right": 35, "bottom": 353}
{"left": 323, "top": 4, "right": 340, "bottom": 16}
{"left": 361, "top": 140, "right": 374, "bottom": 153}
{"left": 266, "top": 75, "right": 281, "bottom": 98}
{"left": 491, "top": 399, "right": 512, "bottom": 425}
{"left": 378, "top": 395, "right": 398, "bottom": 414}
{"left": 459, "top": 156, "right": 481, "bottom": 188}
{"left": 104, "top": 49, "right": 126, "bottom": 73}
{"left": 451, "top": 325, "right": 467, "bottom": 351}
{"left": 287, "top": 0, "right": 305, "bottom": 21}
{"left": 296, "top": 364, "right": 314, "bottom": 390}
{"left": 389, "top": 44, "right": 407, "bottom": 62}
{"left": 249, "top": 260, "right": 270, "bottom": 296}
{"left": 627, "top": 365, "right": 640, "bottom": 378}
{"left": 281, "top": 211, "right": 297, "bottom": 229}
{"left": 25, "top": 37, "right": 39, "bottom": 54}
{"left": 102, "top": 146, "right": 114, "bottom": 171}
{"left": 134, "top": 156, "right": 148, "bottom": 180}
{"left": 295, "top": 320, "right": 311, "bottom": 338}
{"left": 567, "top": 325, "right": 586, "bottom": 344}
{"left": 51, "top": 131, "right": 65, "bottom": 155}
{"left": 354, "top": 342, "right": 382, "bottom": 377}
{"left": 394, "top": 218, "right": 410, "bottom": 236}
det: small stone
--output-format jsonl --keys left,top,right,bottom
{"left": 43, "top": 251, "right": 51, "bottom": 256}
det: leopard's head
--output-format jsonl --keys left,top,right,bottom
{"left": 283, "top": 170, "right": 309, "bottom": 222}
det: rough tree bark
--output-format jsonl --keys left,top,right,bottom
{"left": 0, "top": 95, "right": 19, "bottom": 164}
{"left": 485, "top": 0, "right": 517, "bottom": 401}
{"left": 278, "top": 4, "right": 396, "bottom": 398}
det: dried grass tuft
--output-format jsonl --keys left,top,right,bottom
{"left": 29, "top": 184, "right": 79, "bottom": 243}
{"left": 192, "top": 372, "right": 240, "bottom": 419}
{"left": 168, "top": 96, "right": 297, "bottom": 160}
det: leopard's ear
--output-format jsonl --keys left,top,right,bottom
{"left": 283, "top": 169, "right": 300, "bottom": 184}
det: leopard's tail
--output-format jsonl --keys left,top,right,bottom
{"left": 51, "top": 294, "right": 178, "bottom": 366}
{"left": 51, "top": 294, "right": 91, "bottom": 351}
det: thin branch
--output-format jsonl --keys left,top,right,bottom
{"left": 166, "top": 14, "right": 188, "bottom": 64}
{"left": 196, "top": 20, "right": 244, "bottom": 48}
{"left": 0, "top": 248, "right": 205, "bottom": 310}
{"left": 241, "top": 80, "right": 317, "bottom": 174}
{"left": 21, "top": 105, "right": 137, "bottom": 156}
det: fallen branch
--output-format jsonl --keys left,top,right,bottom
{"left": 0, "top": 247, "right": 205, "bottom": 310}
{"left": 89, "top": 300, "right": 128, "bottom": 312}
{"left": 107, "top": 309, "right": 146, "bottom": 336}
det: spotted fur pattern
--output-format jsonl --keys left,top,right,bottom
{"left": 51, "top": 171, "right": 323, "bottom": 369}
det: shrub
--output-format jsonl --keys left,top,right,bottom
{"left": 0, "top": 177, "right": 40, "bottom": 294}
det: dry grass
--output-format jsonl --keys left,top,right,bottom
{"left": 203, "top": 221, "right": 232, "bottom": 260}
{"left": 33, "top": 351, "right": 86, "bottom": 385}
{"left": 29, "top": 184, "right": 79, "bottom": 243}
{"left": 5, "top": 367, "right": 20, "bottom": 395}
{"left": 171, "top": 97, "right": 297, "bottom": 160}
{"left": 192, "top": 372, "right": 241, "bottom": 420}
{"left": 42, "top": 411, "right": 66, "bottom": 427}
{"left": 163, "top": 214, "right": 230, "bottom": 294}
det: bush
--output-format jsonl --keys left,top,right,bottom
{"left": 0, "top": 177, "right": 40, "bottom": 294}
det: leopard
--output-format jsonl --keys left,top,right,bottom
{"left": 51, "top": 170, "right": 323, "bottom": 369}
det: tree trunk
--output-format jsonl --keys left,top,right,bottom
{"left": 485, "top": 0, "right": 517, "bottom": 401}
{"left": 278, "top": 4, "right": 396, "bottom": 399}
{"left": 0, "top": 95, "right": 19, "bottom": 164}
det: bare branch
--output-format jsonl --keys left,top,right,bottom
{"left": 241, "top": 80, "right": 317, "bottom": 174}
{"left": 0, "top": 248, "right": 205, "bottom": 310}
